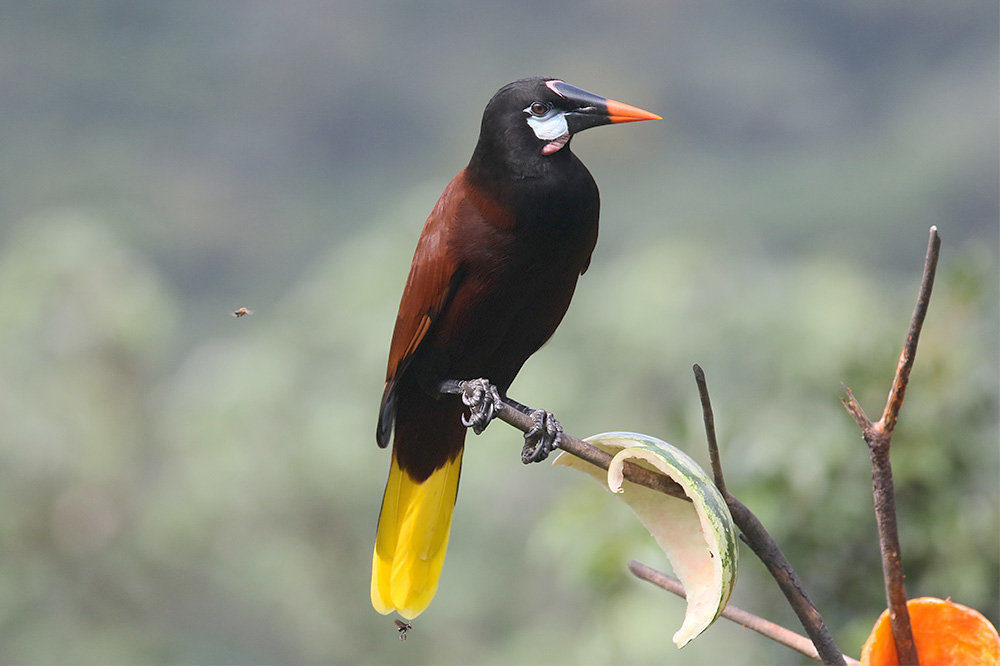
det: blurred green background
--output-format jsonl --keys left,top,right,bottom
{"left": 0, "top": 1, "right": 996, "bottom": 664}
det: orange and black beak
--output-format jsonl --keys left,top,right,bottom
{"left": 548, "top": 80, "right": 661, "bottom": 134}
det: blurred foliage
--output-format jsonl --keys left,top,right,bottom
{"left": 0, "top": 1, "right": 996, "bottom": 664}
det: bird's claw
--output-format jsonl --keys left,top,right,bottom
{"left": 459, "top": 378, "right": 503, "bottom": 435}
{"left": 522, "top": 409, "right": 562, "bottom": 463}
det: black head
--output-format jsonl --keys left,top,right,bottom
{"left": 467, "top": 77, "right": 659, "bottom": 182}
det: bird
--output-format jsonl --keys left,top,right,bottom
{"left": 372, "top": 77, "right": 659, "bottom": 621}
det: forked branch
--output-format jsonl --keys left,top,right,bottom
{"left": 840, "top": 225, "right": 941, "bottom": 666}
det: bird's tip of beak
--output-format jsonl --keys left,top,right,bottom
{"left": 606, "top": 98, "right": 661, "bottom": 123}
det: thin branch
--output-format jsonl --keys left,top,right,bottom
{"left": 694, "top": 364, "right": 726, "bottom": 495}
{"left": 841, "top": 386, "right": 871, "bottom": 430}
{"left": 500, "top": 403, "right": 690, "bottom": 500}
{"left": 694, "top": 366, "right": 847, "bottom": 666}
{"left": 628, "top": 561, "right": 860, "bottom": 665}
{"left": 841, "top": 391, "right": 915, "bottom": 663}
{"left": 728, "top": 496, "right": 846, "bottom": 666}
{"left": 881, "top": 225, "right": 941, "bottom": 434}
{"left": 439, "top": 382, "right": 688, "bottom": 501}
{"left": 840, "top": 226, "right": 940, "bottom": 666}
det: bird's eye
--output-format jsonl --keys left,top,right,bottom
{"left": 529, "top": 101, "right": 550, "bottom": 116}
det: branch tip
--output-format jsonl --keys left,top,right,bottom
{"left": 841, "top": 386, "right": 872, "bottom": 430}
{"left": 692, "top": 363, "right": 726, "bottom": 494}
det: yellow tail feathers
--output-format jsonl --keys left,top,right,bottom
{"left": 371, "top": 450, "right": 463, "bottom": 620}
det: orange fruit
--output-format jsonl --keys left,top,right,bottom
{"left": 861, "top": 597, "right": 999, "bottom": 665}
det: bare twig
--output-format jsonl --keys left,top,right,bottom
{"left": 840, "top": 226, "right": 940, "bottom": 666}
{"left": 628, "top": 561, "right": 860, "bottom": 665}
{"left": 500, "top": 403, "right": 689, "bottom": 500}
{"left": 694, "top": 364, "right": 726, "bottom": 495}
{"left": 694, "top": 365, "right": 847, "bottom": 666}
{"left": 728, "top": 498, "right": 847, "bottom": 666}
{"left": 439, "top": 382, "right": 688, "bottom": 500}
{"left": 881, "top": 226, "right": 941, "bottom": 434}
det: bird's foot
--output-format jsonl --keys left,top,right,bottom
{"left": 521, "top": 409, "right": 563, "bottom": 464}
{"left": 457, "top": 378, "right": 503, "bottom": 435}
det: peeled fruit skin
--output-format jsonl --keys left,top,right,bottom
{"left": 860, "top": 597, "right": 1000, "bottom": 666}
{"left": 559, "top": 432, "right": 739, "bottom": 648}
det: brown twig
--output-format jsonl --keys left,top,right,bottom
{"left": 840, "top": 226, "right": 940, "bottom": 666}
{"left": 881, "top": 226, "right": 941, "bottom": 434}
{"left": 628, "top": 561, "right": 860, "bottom": 665}
{"left": 497, "top": 401, "right": 688, "bottom": 500}
{"left": 437, "top": 382, "right": 689, "bottom": 500}
{"left": 694, "top": 364, "right": 726, "bottom": 495}
{"left": 694, "top": 365, "right": 847, "bottom": 666}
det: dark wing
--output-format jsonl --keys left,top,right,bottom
{"left": 376, "top": 174, "right": 466, "bottom": 447}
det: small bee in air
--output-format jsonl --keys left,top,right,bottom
{"left": 232, "top": 307, "right": 254, "bottom": 318}
{"left": 394, "top": 619, "right": 411, "bottom": 641}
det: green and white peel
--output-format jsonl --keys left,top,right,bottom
{"left": 552, "top": 431, "right": 738, "bottom": 648}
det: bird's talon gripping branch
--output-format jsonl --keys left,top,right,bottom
{"left": 522, "top": 409, "right": 563, "bottom": 464}
{"left": 458, "top": 378, "right": 504, "bottom": 435}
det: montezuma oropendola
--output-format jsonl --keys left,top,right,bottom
{"left": 372, "top": 77, "right": 659, "bottom": 620}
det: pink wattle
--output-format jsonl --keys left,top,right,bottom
{"left": 542, "top": 134, "right": 569, "bottom": 155}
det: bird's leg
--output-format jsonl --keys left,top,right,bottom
{"left": 438, "top": 380, "right": 563, "bottom": 462}
{"left": 439, "top": 378, "right": 503, "bottom": 435}
{"left": 500, "top": 397, "right": 564, "bottom": 464}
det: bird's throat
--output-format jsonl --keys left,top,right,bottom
{"left": 541, "top": 134, "right": 570, "bottom": 155}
